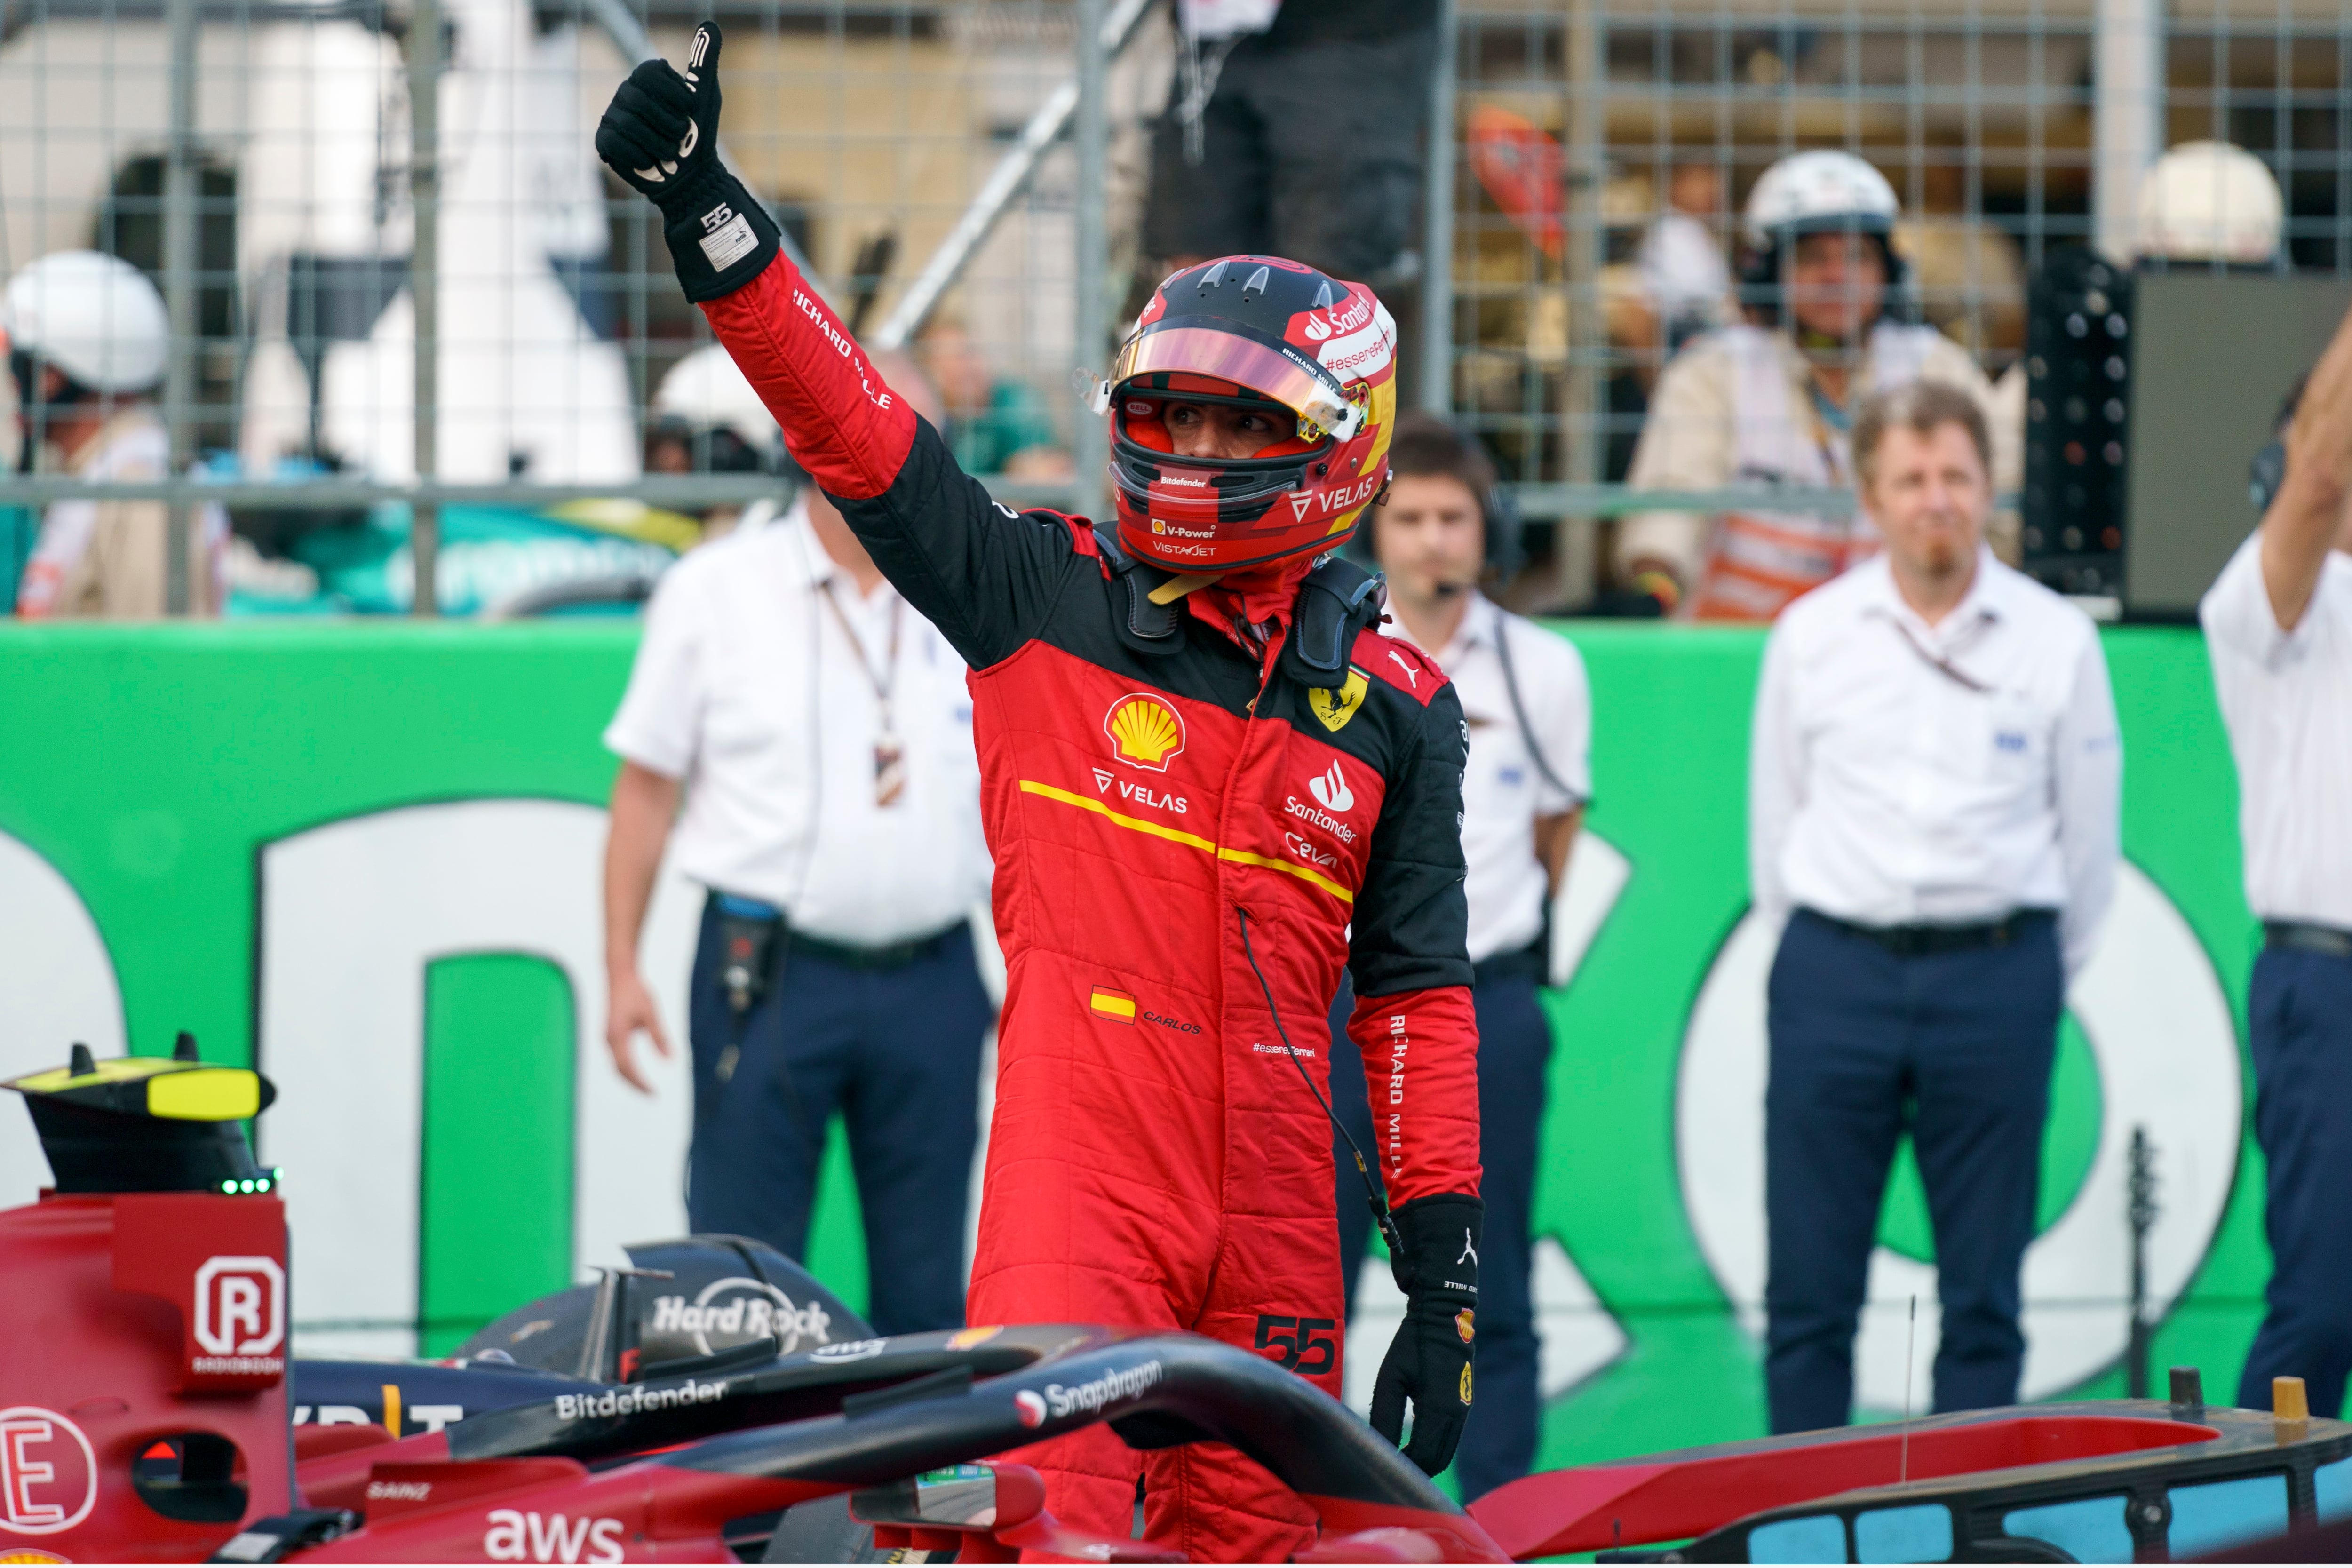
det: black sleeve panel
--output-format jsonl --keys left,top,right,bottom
{"left": 826, "top": 414, "right": 1093, "bottom": 671}
{"left": 1350, "top": 681, "right": 1475, "bottom": 997}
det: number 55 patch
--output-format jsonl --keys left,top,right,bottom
{"left": 1253, "top": 1314, "right": 1339, "bottom": 1376}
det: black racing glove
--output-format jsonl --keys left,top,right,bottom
{"left": 1370, "top": 1194, "right": 1482, "bottom": 1477}
{"left": 593, "top": 22, "right": 780, "bottom": 302}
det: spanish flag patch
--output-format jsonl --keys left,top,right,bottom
{"left": 1089, "top": 986, "right": 1137, "bottom": 1024}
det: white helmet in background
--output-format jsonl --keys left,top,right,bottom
{"left": 652, "top": 344, "right": 782, "bottom": 470}
{"left": 2136, "top": 141, "right": 2284, "bottom": 265}
{"left": 2, "top": 250, "right": 169, "bottom": 394}
{"left": 1743, "top": 150, "right": 1902, "bottom": 251}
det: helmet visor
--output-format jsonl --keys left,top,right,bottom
{"left": 1112, "top": 322, "right": 1360, "bottom": 440}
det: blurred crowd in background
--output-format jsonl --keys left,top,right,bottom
{"left": 0, "top": 0, "right": 2332, "bottom": 619}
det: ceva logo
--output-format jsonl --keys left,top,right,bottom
{"left": 194, "top": 1254, "right": 286, "bottom": 1367}
{"left": 1307, "top": 761, "right": 1353, "bottom": 814}
{"left": 482, "top": 1509, "right": 626, "bottom": 1564}
{"left": 0, "top": 1408, "right": 97, "bottom": 1536}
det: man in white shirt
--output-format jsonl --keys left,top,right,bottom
{"left": 600, "top": 362, "right": 994, "bottom": 1335}
{"left": 1749, "top": 379, "right": 2120, "bottom": 1433}
{"left": 2201, "top": 300, "right": 2352, "bottom": 1419}
{"left": 1327, "top": 414, "right": 1592, "bottom": 1499}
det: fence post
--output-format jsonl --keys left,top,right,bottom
{"left": 2094, "top": 0, "right": 2162, "bottom": 262}
{"left": 163, "top": 0, "right": 199, "bottom": 615}
{"left": 407, "top": 0, "right": 442, "bottom": 616}
{"left": 1419, "top": 0, "right": 1457, "bottom": 415}
{"left": 1072, "top": 0, "right": 1111, "bottom": 523}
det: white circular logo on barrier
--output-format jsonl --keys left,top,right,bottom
{"left": 1675, "top": 864, "right": 2241, "bottom": 1408}
{"left": 0, "top": 1407, "right": 98, "bottom": 1536}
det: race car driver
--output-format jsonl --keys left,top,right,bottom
{"left": 596, "top": 25, "right": 1483, "bottom": 1562}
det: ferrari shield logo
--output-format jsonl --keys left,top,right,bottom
{"left": 1307, "top": 669, "right": 1368, "bottom": 733}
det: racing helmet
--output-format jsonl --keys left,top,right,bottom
{"left": 2136, "top": 141, "right": 2284, "bottom": 266}
{"left": 1107, "top": 256, "right": 1398, "bottom": 574}
{"left": 2, "top": 249, "right": 170, "bottom": 397}
{"left": 651, "top": 342, "right": 784, "bottom": 472}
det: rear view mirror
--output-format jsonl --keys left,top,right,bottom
{"left": 850, "top": 1463, "right": 1013, "bottom": 1529}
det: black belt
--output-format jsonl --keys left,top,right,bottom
{"left": 788, "top": 920, "right": 966, "bottom": 971}
{"left": 2265, "top": 921, "right": 2352, "bottom": 961}
{"left": 1809, "top": 907, "right": 2055, "bottom": 957}
{"left": 1472, "top": 939, "right": 1549, "bottom": 988}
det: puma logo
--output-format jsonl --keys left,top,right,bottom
{"left": 1458, "top": 1231, "right": 1478, "bottom": 1268}
{"left": 1388, "top": 649, "right": 1420, "bottom": 690}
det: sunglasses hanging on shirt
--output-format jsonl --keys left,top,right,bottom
{"left": 819, "top": 580, "right": 907, "bottom": 807}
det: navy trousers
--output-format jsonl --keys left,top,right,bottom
{"left": 1764, "top": 909, "right": 2062, "bottom": 1435}
{"left": 684, "top": 897, "right": 993, "bottom": 1337}
{"left": 1330, "top": 966, "right": 1553, "bottom": 1502}
{"left": 2236, "top": 945, "right": 2352, "bottom": 1418}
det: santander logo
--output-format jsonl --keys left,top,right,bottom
{"left": 1307, "top": 761, "right": 1354, "bottom": 813}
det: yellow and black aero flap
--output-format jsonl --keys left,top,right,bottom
{"left": 5, "top": 1037, "right": 279, "bottom": 1195}
{"left": 6, "top": 1055, "right": 272, "bottom": 1122}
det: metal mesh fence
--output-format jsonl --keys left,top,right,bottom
{"left": 0, "top": 0, "right": 2344, "bottom": 612}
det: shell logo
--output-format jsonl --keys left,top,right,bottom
{"left": 1104, "top": 693, "right": 1186, "bottom": 772}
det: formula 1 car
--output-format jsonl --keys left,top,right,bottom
{"left": 9, "top": 1043, "right": 2352, "bottom": 1564}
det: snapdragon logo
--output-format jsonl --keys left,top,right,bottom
{"left": 1040, "top": 1359, "right": 1164, "bottom": 1421}
{"left": 551, "top": 1379, "right": 729, "bottom": 1421}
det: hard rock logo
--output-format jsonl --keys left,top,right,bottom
{"left": 1104, "top": 693, "right": 1185, "bottom": 772}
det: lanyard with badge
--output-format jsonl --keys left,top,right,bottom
{"left": 818, "top": 578, "right": 907, "bottom": 807}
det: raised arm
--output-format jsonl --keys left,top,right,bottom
{"left": 595, "top": 22, "right": 1086, "bottom": 669}
{"left": 2262, "top": 298, "right": 2352, "bottom": 630}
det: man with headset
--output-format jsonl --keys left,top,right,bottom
{"left": 600, "top": 346, "right": 996, "bottom": 1338}
{"left": 1328, "top": 413, "right": 1591, "bottom": 1500}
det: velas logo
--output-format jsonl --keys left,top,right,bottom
{"left": 0, "top": 1408, "right": 96, "bottom": 1536}
{"left": 193, "top": 1254, "right": 286, "bottom": 1374}
{"left": 1014, "top": 1390, "right": 1047, "bottom": 1428}
{"left": 1307, "top": 761, "right": 1354, "bottom": 814}
{"left": 1104, "top": 694, "right": 1185, "bottom": 772}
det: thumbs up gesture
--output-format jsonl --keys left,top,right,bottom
{"left": 594, "top": 23, "right": 779, "bottom": 301}
{"left": 596, "top": 21, "right": 726, "bottom": 204}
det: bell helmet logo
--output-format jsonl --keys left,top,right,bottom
{"left": 194, "top": 1255, "right": 286, "bottom": 1359}
{"left": 1307, "top": 761, "right": 1354, "bottom": 813}
{"left": 1014, "top": 1390, "right": 1048, "bottom": 1428}
{"left": 0, "top": 1408, "right": 97, "bottom": 1536}
{"left": 1104, "top": 694, "right": 1186, "bottom": 772}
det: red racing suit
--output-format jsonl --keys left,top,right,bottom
{"left": 699, "top": 254, "right": 1481, "bottom": 1561}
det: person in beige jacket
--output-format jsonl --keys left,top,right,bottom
{"left": 1619, "top": 151, "right": 2017, "bottom": 621}
{"left": 6, "top": 251, "right": 220, "bottom": 618}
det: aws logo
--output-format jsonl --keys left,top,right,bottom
{"left": 1104, "top": 693, "right": 1185, "bottom": 772}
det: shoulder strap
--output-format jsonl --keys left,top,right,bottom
{"left": 1279, "top": 555, "right": 1387, "bottom": 685}
{"left": 1091, "top": 521, "right": 1187, "bottom": 656}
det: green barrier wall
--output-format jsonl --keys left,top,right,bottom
{"left": 0, "top": 622, "right": 2265, "bottom": 1472}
